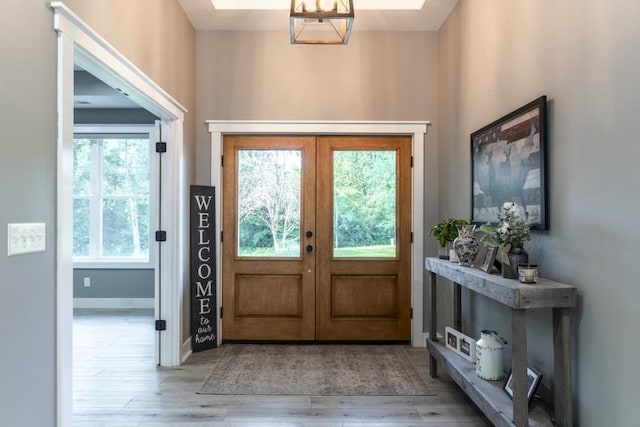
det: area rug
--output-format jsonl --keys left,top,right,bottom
{"left": 198, "top": 344, "right": 433, "bottom": 396}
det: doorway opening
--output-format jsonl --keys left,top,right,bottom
{"left": 72, "top": 104, "right": 158, "bottom": 395}
{"left": 72, "top": 69, "right": 159, "bottom": 355}
{"left": 53, "top": 4, "right": 187, "bottom": 425}
{"left": 208, "top": 120, "right": 430, "bottom": 347}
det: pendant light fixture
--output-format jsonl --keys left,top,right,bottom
{"left": 290, "top": 0, "right": 354, "bottom": 45}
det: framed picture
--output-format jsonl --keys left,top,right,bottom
{"left": 445, "top": 327, "right": 458, "bottom": 352}
{"left": 503, "top": 366, "right": 542, "bottom": 404}
{"left": 457, "top": 335, "right": 475, "bottom": 362}
{"left": 471, "top": 96, "right": 548, "bottom": 230}
{"left": 445, "top": 327, "right": 476, "bottom": 362}
{"left": 477, "top": 245, "right": 497, "bottom": 273}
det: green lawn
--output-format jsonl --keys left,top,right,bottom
{"left": 238, "top": 247, "right": 300, "bottom": 257}
{"left": 239, "top": 245, "right": 396, "bottom": 258}
{"left": 334, "top": 245, "right": 396, "bottom": 258}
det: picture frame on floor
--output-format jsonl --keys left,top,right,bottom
{"left": 503, "top": 366, "right": 542, "bottom": 404}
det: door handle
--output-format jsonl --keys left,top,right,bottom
{"left": 305, "top": 245, "right": 313, "bottom": 253}
{"left": 306, "top": 230, "right": 313, "bottom": 238}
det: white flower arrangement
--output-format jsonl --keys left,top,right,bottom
{"left": 479, "top": 201, "right": 531, "bottom": 249}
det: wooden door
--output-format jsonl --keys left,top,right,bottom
{"left": 315, "top": 136, "right": 412, "bottom": 341}
{"left": 222, "top": 135, "right": 411, "bottom": 341}
{"left": 222, "top": 135, "right": 316, "bottom": 340}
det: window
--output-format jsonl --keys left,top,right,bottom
{"left": 73, "top": 126, "right": 155, "bottom": 265}
{"left": 237, "top": 149, "right": 302, "bottom": 257}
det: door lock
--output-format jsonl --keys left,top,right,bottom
{"left": 305, "top": 245, "right": 313, "bottom": 253}
{"left": 306, "top": 230, "right": 313, "bottom": 238}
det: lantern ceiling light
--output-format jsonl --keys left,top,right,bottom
{"left": 290, "top": 0, "right": 354, "bottom": 45}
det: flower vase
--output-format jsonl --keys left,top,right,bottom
{"left": 453, "top": 224, "right": 479, "bottom": 267}
{"left": 502, "top": 247, "right": 528, "bottom": 279}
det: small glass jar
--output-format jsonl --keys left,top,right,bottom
{"left": 518, "top": 264, "right": 538, "bottom": 284}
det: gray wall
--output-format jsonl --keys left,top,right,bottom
{"left": 438, "top": 1, "right": 640, "bottom": 425}
{"left": 73, "top": 269, "right": 154, "bottom": 298}
{"left": 0, "top": 1, "right": 195, "bottom": 426}
{"left": 0, "top": 2, "right": 56, "bottom": 426}
{"left": 74, "top": 108, "right": 158, "bottom": 124}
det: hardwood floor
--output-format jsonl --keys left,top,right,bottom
{"left": 73, "top": 309, "right": 491, "bottom": 426}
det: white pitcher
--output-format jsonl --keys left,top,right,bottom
{"left": 475, "top": 330, "right": 507, "bottom": 380}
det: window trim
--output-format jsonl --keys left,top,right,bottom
{"left": 73, "top": 124, "right": 156, "bottom": 268}
{"left": 72, "top": 261, "right": 152, "bottom": 270}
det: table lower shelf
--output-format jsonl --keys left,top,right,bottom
{"left": 427, "top": 339, "right": 553, "bottom": 427}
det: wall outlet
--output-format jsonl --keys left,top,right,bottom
{"left": 7, "top": 223, "right": 46, "bottom": 256}
{"left": 84, "top": 277, "right": 91, "bottom": 287}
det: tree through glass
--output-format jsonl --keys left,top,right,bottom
{"left": 72, "top": 134, "right": 150, "bottom": 260}
{"left": 237, "top": 150, "right": 301, "bottom": 257}
{"left": 333, "top": 150, "right": 397, "bottom": 258}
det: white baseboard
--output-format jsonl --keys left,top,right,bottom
{"left": 425, "top": 332, "right": 444, "bottom": 343}
{"left": 73, "top": 298, "right": 155, "bottom": 309}
{"left": 415, "top": 332, "right": 429, "bottom": 347}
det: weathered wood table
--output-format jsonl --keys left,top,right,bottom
{"left": 425, "top": 257, "right": 576, "bottom": 427}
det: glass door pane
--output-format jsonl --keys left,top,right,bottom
{"left": 237, "top": 150, "right": 302, "bottom": 257}
{"left": 333, "top": 150, "right": 397, "bottom": 258}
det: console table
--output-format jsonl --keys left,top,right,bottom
{"left": 425, "top": 257, "right": 576, "bottom": 427}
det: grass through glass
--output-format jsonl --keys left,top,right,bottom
{"left": 333, "top": 150, "right": 397, "bottom": 258}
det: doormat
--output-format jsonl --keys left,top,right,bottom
{"left": 197, "top": 344, "right": 433, "bottom": 396}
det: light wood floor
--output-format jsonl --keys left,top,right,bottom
{"left": 73, "top": 309, "right": 491, "bottom": 426}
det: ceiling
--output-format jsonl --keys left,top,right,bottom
{"left": 74, "top": 70, "right": 141, "bottom": 109}
{"left": 179, "top": 0, "right": 458, "bottom": 32}
{"left": 74, "top": 0, "right": 458, "bottom": 110}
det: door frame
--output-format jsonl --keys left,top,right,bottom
{"left": 208, "top": 120, "right": 430, "bottom": 347}
{"left": 53, "top": 3, "right": 187, "bottom": 426}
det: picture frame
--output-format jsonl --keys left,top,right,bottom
{"left": 477, "top": 245, "right": 497, "bottom": 273}
{"left": 471, "top": 96, "right": 548, "bottom": 230}
{"left": 445, "top": 326, "right": 458, "bottom": 352}
{"left": 503, "top": 366, "right": 542, "bottom": 405}
{"left": 445, "top": 327, "right": 476, "bottom": 362}
{"left": 457, "top": 334, "right": 476, "bottom": 362}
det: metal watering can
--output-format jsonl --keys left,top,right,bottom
{"left": 475, "top": 330, "right": 507, "bottom": 381}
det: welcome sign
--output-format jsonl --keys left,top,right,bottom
{"left": 190, "top": 185, "right": 217, "bottom": 352}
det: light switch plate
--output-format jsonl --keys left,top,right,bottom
{"left": 8, "top": 223, "right": 46, "bottom": 256}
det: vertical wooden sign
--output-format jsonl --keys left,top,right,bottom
{"left": 190, "top": 185, "right": 217, "bottom": 352}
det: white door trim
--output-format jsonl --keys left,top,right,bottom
{"left": 207, "top": 120, "right": 430, "bottom": 347}
{"left": 51, "top": 3, "right": 187, "bottom": 426}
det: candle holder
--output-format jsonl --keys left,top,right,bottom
{"left": 518, "top": 264, "right": 538, "bottom": 284}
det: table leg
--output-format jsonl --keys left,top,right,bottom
{"left": 511, "top": 309, "right": 528, "bottom": 427}
{"left": 429, "top": 271, "right": 438, "bottom": 378}
{"left": 453, "top": 282, "right": 461, "bottom": 331}
{"left": 553, "top": 307, "right": 573, "bottom": 427}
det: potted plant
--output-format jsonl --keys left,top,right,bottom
{"left": 429, "top": 218, "right": 468, "bottom": 259}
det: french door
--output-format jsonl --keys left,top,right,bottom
{"left": 222, "top": 135, "right": 411, "bottom": 341}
